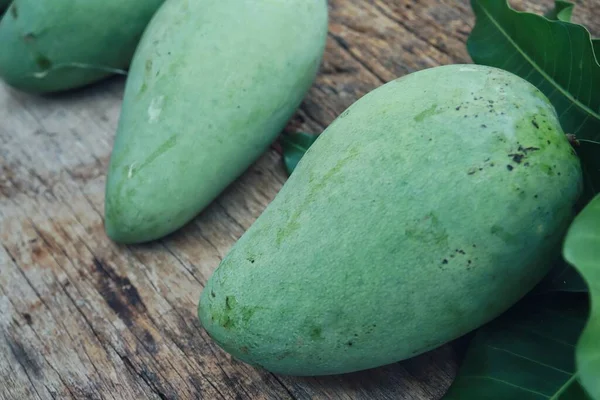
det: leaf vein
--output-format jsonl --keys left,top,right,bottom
{"left": 478, "top": 2, "right": 600, "bottom": 124}
{"left": 486, "top": 345, "right": 572, "bottom": 375}
{"left": 459, "top": 375, "right": 549, "bottom": 398}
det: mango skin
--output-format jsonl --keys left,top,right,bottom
{"left": 198, "top": 65, "right": 583, "bottom": 376}
{"left": 0, "top": 0, "right": 164, "bottom": 93}
{"left": 104, "top": 0, "right": 328, "bottom": 244}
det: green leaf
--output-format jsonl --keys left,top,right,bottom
{"left": 281, "top": 132, "right": 318, "bottom": 175}
{"left": 563, "top": 195, "right": 600, "bottom": 399}
{"left": 443, "top": 295, "right": 592, "bottom": 399}
{"left": 544, "top": 1, "right": 574, "bottom": 22}
{"left": 543, "top": 1, "right": 600, "bottom": 66}
{"left": 467, "top": 0, "right": 600, "bottom": 141}
{"left": 576, "top": 140, "right": 600, "bottom": 200}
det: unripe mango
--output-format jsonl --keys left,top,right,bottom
{"left": 198, "top": 65, "right": 583, "bottom": 376}
{"left": 0, "top": 0, "right": 164, "bottom": 93}
{"left": 104, "top": 0, "right": 328, "bottom": 243}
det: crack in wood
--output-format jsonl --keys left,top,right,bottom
{"left": 328, "top": 32, "right": 387, "bottom": 84}
{"left": 371, "top": 2, "right": 458, "bottom": 61}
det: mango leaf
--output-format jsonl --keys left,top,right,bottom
{"left": 563, "top": 194, "right": 600, "bottom": 399}
{"left": 544, "top": 1, "right": 599, "bottom": 66}
{"left": 467, "top": 0, "right": 600, "bottom": 141}
{"left": 281, "top": 132, "right": 318, "bottom": 175}
{"left": 576, "top": 140, "right": 600, "bottom": 200}
{"left": 544, "top": 0, "right": 573, "bottom": 22}
{"left": 443, "top": 295, "right": 592, "bottom": 399}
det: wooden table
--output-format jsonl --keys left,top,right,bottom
{"left": 1, "top": 1, "right": 598, "bottom": 399}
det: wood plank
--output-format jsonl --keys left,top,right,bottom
{"left": 1, "top": 0, "right": 598, "bottom": 399}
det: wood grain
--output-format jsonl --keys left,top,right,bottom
{"left": 1, "top": 1, "right": 598, "bottom": 399}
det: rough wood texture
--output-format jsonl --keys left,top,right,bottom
{"left": 1, "top": 1, "right": 598, "bottom": 399}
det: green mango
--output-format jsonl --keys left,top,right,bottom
{"left": 198, "top": 64, "right": 584, "bottom": 376}
{"left": 0, "top": 0, "right": 164, "bottom": 93}
{"left": 104, "top": 0, "right": 328, "bottom": 244}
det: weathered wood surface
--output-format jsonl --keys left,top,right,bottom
{"left": 1, "top": 1, "right": 598, "bottom": 399}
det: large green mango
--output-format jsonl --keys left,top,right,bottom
{"left": 104, "top": 0, "right": 328, "bottom": 244}
{"left": 0, "top": 0, "right": 164, "bottom": 93}
{"left": 198, "top": 65, "right": 583, "bottom": 376}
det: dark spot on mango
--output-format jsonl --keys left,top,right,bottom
{"left": 10, "top": 4, "right": 17, "bottom": 18}
{"left": 211, "top": 290, "right": 216, "bottom": 298}
{"left": 241, "top": 308, "right": 255, "bottom": 324}
{"left": 510, "top": 153, "right": 524, "bottom": 163}
{"left": 309, "top": 326, "right": 324, "bottom": 341}
{"left": 35, "top": 55, "right": 52, "bottom": 71}
{"left": 138, "top": 82, "right": 148, "bottom": 95}
{"left": 222, "top": 316, "right": 234, "bottom": 329}
{"left": 347, "top": 341, "right": 353, "bottom": 347}
{"left": 240, "top": 346, "right": 249, "bottom": 354}
{"left": 532, "top": 120, "right": 539, "bottom": 129}
{"left": 490, "top": 225, "right": 518, "bottom": 244}
{"left": 225, "top": 296, "right": 236, "bottom": 310}
{"left": 442, "top": 259, "right": 448, "bottom": 264}
{"left": 507, "top": 165, "right": 514, "bottom": 171}
{"left": 23, "top": 33, "right": 36, "bottom": 42}
{"left": 414, "top": 104, "right": 439, "bottom": 122}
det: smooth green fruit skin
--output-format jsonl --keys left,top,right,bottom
{"left": 198, "top": 65, "right": 583, "bottom": 376}
{"left": 104, "top": 0, "right": 328, "bottom": 244}
{"left": 0, "top": 0, "right": 164, "bottom": 93}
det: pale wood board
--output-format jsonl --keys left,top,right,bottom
{"left": 1, "top": 1, "right": 598, "bottom": 399}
